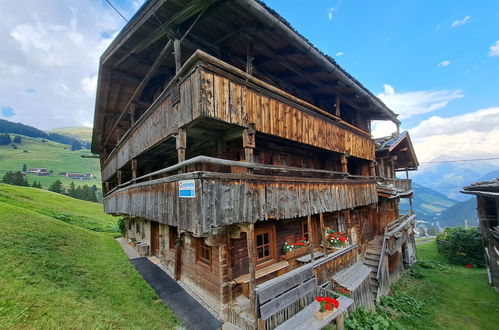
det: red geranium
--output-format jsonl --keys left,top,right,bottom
{"left": 316, "top": 296, "right": 323, "bottom": 303}
{"left": 325, "top": 304, "right": 332, "bottom": 311}
{"left": 465, "top": 264, "right": 473, "bottom": 268}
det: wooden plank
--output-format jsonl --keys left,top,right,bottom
{"left": 274, "top": 296, "right": 353, "bottom": 330}
{"left": 256, "top": 265, "right": 314, "bottom": 304}
{"left": 234, "top": 260, "right": 290, "bottom": 285}
{"left": 259, "top": 278, "right": 317, "bottom": 320}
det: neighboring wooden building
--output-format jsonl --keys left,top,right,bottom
{"left": 462, "top": 179, "right": 499, "bottom": 292}
{"left": 91, "top": 0, "right": 418, "bottom": 328}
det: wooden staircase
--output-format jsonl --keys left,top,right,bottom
{"left": 364, "top": 236, "right": 383, "bottom": 299}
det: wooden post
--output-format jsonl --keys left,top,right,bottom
{"left": 319, "top": 212, "right": 326, "bottom": 252}
{"left": 405, "top": 168, "right": 409, "bottom": 179}
{"left": 246, "top": 223, "right": 257, "bottom": 323}
{"left": 243, "top": 125, "right": 256, "bottom": 163}
{"left": 341, "top": 153, "right": 348, "bottom": 173}
{"left": 131, "top": 159, "right": 138, "bottom": 179}
{"left": 336, "top": 313, "right": 345, "bottom": 330}
{"left": 174, "top": 39, "right": 181, "bottom": 74}
{"left": 396, "top": 122, "right": 400, "bottom": 134}
{"left": 176, "top": 129, "right": 186, "bottom": 163}
{"left": 104, "top": 181, "right": 110, "bottom": 194}
{"left": 409, "top": 198, "right": 413, "bottom": 212}
{"left": 174, "top": 234, "right": 182, "bottom": 281}
{"left": 308, "top": 215, "right": 315, "bottom": 261}
{"left": 130, "top": 102, "right": 136, "bottom": 126}
{"left": 335, "top": 95, "right": 341, "bottom": 117}
{"left": 117, "top": 170, "right": 122, "bottom": 185}
{"left": 369, "top": 161, "right": 375, "bottom": 176}
{"left": 246, "top": 40, "right": 254, "bottom": 75}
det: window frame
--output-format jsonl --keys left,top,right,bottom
{"left": 254, "top": 226, "right": 276, "bottom": 268}
{"left": 196, "top": 237, "right": 212, "bottom": 269}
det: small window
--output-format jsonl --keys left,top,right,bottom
{"left": 169, "top": 226, "right": 178, "bottom": 250}
{"left": 196, "top": 238, "right": 212, "bottom": 267}
{"left": 337, "top": 216, "right": 345, "bottom": 233}
{"left": 255, "top": 227, "right": 275, "bottom": 265}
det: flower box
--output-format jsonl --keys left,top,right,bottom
{"left": 281, "top": 246, "right": 309, "bottom": 260}
{"left": 314, "top": 308, "right": 336, "bottom": 320}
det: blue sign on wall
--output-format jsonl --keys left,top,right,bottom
{"left": 179, "top": 179, "right": 196, "bottom": 198}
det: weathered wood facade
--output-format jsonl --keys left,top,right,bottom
{"left": 462, "top": 179, "right": 499, "bottom": 292}
{"left": 92, "top": 0, "right": 418, "bottom": 328}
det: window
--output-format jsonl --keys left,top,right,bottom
{"left": 337, "top": 216, "right": 345, "bottom": 233}
{"left": 169, "top": 226, "right": 178, "bottom": 250}
{"left": 255, "top": 227, "right": 275, "bottom": 265}
{"left": 196, "top": 238, "right": 212, "bottom": 267}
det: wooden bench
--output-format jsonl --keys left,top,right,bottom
{"left": 255, "top": 264, "right": 352, "bottom": 329}
{"left": 233, "top": 261, "right": 289, "bottom": 297}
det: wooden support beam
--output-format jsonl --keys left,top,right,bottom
{"left": 174, "top": 234, "right": 182, "bottom": 281}
{"left": 130, "top": 103, "right": 136, "bottom": 126}
{"left": 117, "top": 170, "right": 122, "bottom": 185}
{"left": 246, "top": 223, "right": 257, "bottom": 323}
{"left": 369, "top": 161, "right": 375, "bottom": 177}
{"left": 246, "top": 41, "right": 254, "bottom": 75}
{"left": 174, "top": 39, "right": 182, "bottom": 74}
{"left": 308, "top": 215, "right": 315, "bottom": 261}
{"left": 335, "top": 95, "right": 341, "bottom": 117}
{"left": 319, "top": 213, "right": 326, "bottom": 252}
{"left": 131, "top": 159, "right": 138, "bottom": 179}
{"left": 243, "top": 124, "right": 256, "bottom": 163}
{"left": 104, "top": 181, "right": 110, "bottom": 194}
{"left": 103, "top": 39, "right": 173, "bottom": 148}
{"left": 341, "top": 154, "right": 348, "bottom": 173}
{"left": 176, "top": 128, "right": 187, "bottom": 163}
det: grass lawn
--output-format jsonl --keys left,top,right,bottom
{"left": 391, "top": 240, "right": 499, "bottom": 329}
{"left": 0, "top": 184, "right": 116, "bottom": 232}
{"left": 0, "top": 184, "right": 179, "bottom": 329}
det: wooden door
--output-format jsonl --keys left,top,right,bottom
{"left": 150, "top": 221, "right": 160, "bottom": 256}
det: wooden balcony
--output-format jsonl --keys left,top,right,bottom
{"left": 104, "top": 156, "right": 377, "bottom": 235}
{"left": 101, "top": 50, "right": 375, "bottom": 181}
{"left": 380, "top": 178, "right": 412, "bottom": 193}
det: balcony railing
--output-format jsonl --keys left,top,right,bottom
{"left": 380, "top": 178, "right": 412, "bottom": 193}
{"left": 101, "top": 50, "right": 375, "bottom": 181}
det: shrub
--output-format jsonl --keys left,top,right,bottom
{"left": 379, "top": 292, "right": 423, "bottom": 319}
{"left": 345, "top": 306, "right": 403, "bottom": 330}
{"left": 118, "top": 218, "right": 126, "bottom": 237}
{"left": 436, "top": 227, "right": 484, "bottom": 267}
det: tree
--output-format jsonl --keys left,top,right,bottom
{"left": 48, "top": 180, "right": 65, "bottom": 194}
{"left": 22, "top": 164, "right": 27, "bottom": 172}
{"left": 67, "top": 182, "right": 77, "bottom": 198}
{"left": 436, "top": 227, "right": 484, "bottom": 266}
{"left": 13, "top": 135, "right": 21, "bottom": 143}
{"left": 71, "top": 140, "right": 82, "bottom": 151}
{"left": 2, "top": 171, "right": 29, "bottom": 186}
{"left": 0, "top": 133, "right": 11, "bottom": 145}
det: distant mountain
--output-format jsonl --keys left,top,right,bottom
{"left": 437, "top": 198, "right": 478, "bottom": 228}
{"left": 400, "top": 182, "right": 457, "bottom": 219}
{"left": 48, "top": 126, "right": 92, "bottom": 142}
{"left": 410, "top": 156, "right": 499, "bottom": 201}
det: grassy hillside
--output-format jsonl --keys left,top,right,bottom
{"left": 0, "top": 184, "right": 179, "bottom": 329}
{"left": 48, "top": 126, "right": 93, "bottom": 142}
{"left": 0, "top": 135, "right": 101, "bottom": 190}
{"left": 391, "top": 241, "right": 499, "bottom": 329}
{"left": 0, "top": 183, "right": 115, "bottom": 232}
{"left": 400, "top": 182, "right": 456, "bottom": 219}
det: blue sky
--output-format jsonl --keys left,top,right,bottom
{"left": 0, "top": 0, "right": 498, "bottom": 164}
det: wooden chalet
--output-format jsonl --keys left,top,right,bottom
{"left": 462, "top": 179, "right": 499, "bottom": 292}
{"left": 91, "top": 0, "right": 419, "bottom": 328}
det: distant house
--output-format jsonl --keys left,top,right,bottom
{"left": 462, "top": 179, "right": 499, "bottom": 292}
{"left": 27, "top": 168, "right": 49, "bottom": 176}
{"left": 65, "top": 172, "right": 93, "bottom": 180}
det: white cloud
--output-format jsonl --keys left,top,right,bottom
{"left": 335, "top": 52, "right": 344, "bottom": 56}
{"left": 409, "top": 107, "right": 499, "bottom": 162}
{"left": 377, "top": 84, "right": 463, "bottom": 119}
{"left": 489, "top": 40, "right": 499, "bottom": 57}
{"left": 327, "top": 7, "right": 335, "bottom": 21}
{"left": 451, "top": 16, "right": 471, "bottom": 28}
{"left": 371, "top": 120, "right": 398, "bottom": 138}
{"left": 0, "top": 0, "right": 140, "bottom": 130}
{"left": 438, "top": 60, "right": 450, "bottom": 67}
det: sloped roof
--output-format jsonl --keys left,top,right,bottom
{"left": 462, "top": 178, "right": 499, "bottom": 194}
{"left": 374, "top": 131, "right": 419, "bottom": 170}
{"left": 92, "top": 0, "right": 400, "bottom": 153}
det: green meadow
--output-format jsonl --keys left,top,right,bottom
{"left": 0, "top": 184, "right": 179, "bottom": 329}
